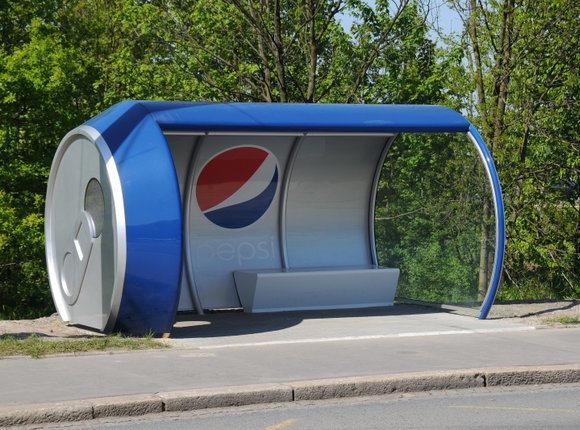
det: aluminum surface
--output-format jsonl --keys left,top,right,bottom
{"left": 45, "top": 127, "right": 125, "bottom": 331}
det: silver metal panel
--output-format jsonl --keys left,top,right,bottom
{"left": 369, "top": 135, "right": 398, "bottom": 266}
{"left": 234, "top": 268, "right": 400, "bottom": 313}
{"left": 285, "top": 136, "right": 386, "bottom": 268}
{"left": 184, "top": 135, "right": 294, "bottom": 309}
{"left": 165, "top": 134, "right": 201, "bottom": 312}
{"left": 166, "top": 132, "right": 397, "bottom": 312}
{"left": 45, "top": 127, "right": 125, "bottom": 331}
{"left": 278, "top": 136, "right": 304, "bottom": 269}
{"left": 166, "top": 134, "right": 197, "bottom": 201}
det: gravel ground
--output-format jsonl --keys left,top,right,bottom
{"left": 487, "top": 300, "right": 580, "bottom": 327}
{"left": 1, "top": 300, "right": 579, "bottom": 340}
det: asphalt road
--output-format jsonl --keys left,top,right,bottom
{"left": 34, "top": 383, "right": 580, "bottom": 430}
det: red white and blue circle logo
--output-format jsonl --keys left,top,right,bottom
{"left": 195, "top": 146, "right": 279, "bottom": 229}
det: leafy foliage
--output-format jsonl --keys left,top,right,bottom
{"left": 0, "top": 5, "right": 99, "bottom": 318}
{"left": 448, "top": 0, "right": 579, "bottom": 300}
{"left": 0, "top": 0, "right": 577, "bottom": 319}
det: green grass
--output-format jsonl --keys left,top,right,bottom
{"left": 0, "top": 333, "right": 167, "bottom": 359}
{"left": 543, "top": 315, "right": 580, "bottom": 326}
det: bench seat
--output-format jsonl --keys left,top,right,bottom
{"left": 233, "top": 266, "right": 399, "bottom": 313}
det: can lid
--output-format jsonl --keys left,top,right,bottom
{"left": 45, "top": 126, "right": 125, "bottom": 331}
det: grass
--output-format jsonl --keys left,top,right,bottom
{"left": 0, "top": 333, "right": 167, "bottom": 359}
{"left": 543, "top": 315, "right": 580, "bottom": 326}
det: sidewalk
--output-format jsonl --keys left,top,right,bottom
{"left": 1, "top": 305, "right": 580, "bottom": 426}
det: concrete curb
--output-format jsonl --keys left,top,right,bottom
{"left": 291, "top": 370, "right": 485, "bottom": 401}
{"left": 157, "top": 384, "right": 294, "bottom": 412}
{"left": 1, "top": 364, "right": 580, "bottom": 427}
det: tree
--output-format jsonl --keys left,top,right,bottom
{"left": 137, "top": 0, "right": 447, "bottom": 103}
{"left": 0, "top": 3, "right": 99, "bottom": 317}
{"left": 448, "top": 0, "right": 579, "bottom": 299}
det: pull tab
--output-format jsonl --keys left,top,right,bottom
{"left": 60, "top": 210, "right": 97, "bottom": 305}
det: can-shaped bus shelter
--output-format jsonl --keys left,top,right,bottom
{"left": 45, "top": 102, "right": 505, "bottom": 335}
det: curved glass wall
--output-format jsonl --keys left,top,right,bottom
{"left": 374, "top": 133, "right": 497, "bottom": 312}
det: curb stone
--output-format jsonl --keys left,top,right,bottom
{"left": 157, "top": 384, "right": 293, "bottom": 412}
{"left": 0, "top": 401, "right": 92, "bottom": 427}
{"left": 91, "top": 394, "right": 163, "bottom": 419}
{"left": 485, "top": 365, "right": 580, "bottom": 387}
{"left": 290, "top": 371, "right": 485, "bottom": 401}
{"left": 2, "top": 365, "right": 580, "bottom": 427}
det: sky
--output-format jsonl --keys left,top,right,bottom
{"left": 430, "top": 1, "right": 463, "bottom": 35}
{"left": 337, "top": 1, "right": 463, "bottom": 40}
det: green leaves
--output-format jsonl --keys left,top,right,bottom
{"left": 0, "top": 0, "right": 577, "bottom": 319}
{"left": 449, "top": 0, "right": 579, "bottom": 300}
{"left": 0, "top": 7, "right": 98, "bottom": 319}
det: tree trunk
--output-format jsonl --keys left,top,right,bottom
{"left": 272, "top": 0, "right": 288, "bottom": 101}
{"left": 466, "top": 0, "right": 515, "bottom": 300}
{"left": 478, "top": 196, "right": 492, "bottom": 301}
{"left": 305, "top": 0, "right": 317, "bottom": 102}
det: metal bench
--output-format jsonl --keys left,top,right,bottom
{"left": 234, "top": 266, "right": 400, "bottom": 313}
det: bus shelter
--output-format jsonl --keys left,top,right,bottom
{"left": 45, "top": 102, "right": 505, "bottom": 334}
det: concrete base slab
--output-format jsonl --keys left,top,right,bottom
{"left": 170, "top": 305, "right": 534, "bottom": 349}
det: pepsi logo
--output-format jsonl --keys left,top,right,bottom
{"left": 195, "top": 146, "right": 279, "bottom": 229}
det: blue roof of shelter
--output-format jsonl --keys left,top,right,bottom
{"left": 89, "top": 101, "right": 471, "bottom": 135}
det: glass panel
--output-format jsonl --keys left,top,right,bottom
{"left": 374, "top": 133, "right": 496, "bottom": 309}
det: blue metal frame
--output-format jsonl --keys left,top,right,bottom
{"left": 467, "top": 126, "right": 505, "bottom": 319}
{"left": 86, "top": 103, "right": 182, "bottom": 334}
{"left": 142, "top": 101, "right": 471, "bottom": 133}
{"left": 77, "top": 101, "right": 504, "bottom": 333}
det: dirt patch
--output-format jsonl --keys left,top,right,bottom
{"left": 0, "top": 314, "right": 104, "bottom": 339}
{"left": 1, "top": 301, "right": 579, "bottom": 340}
{"left": 487, "top": 300, "right": 580, "bottom": 327}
